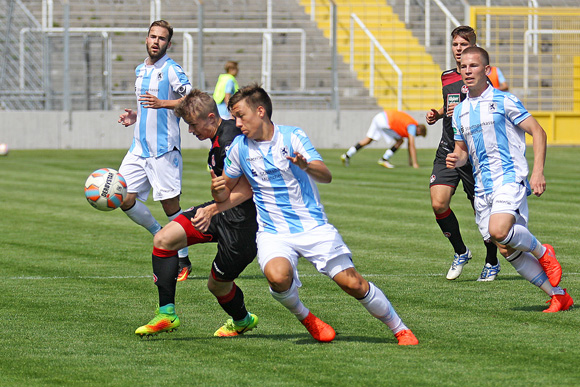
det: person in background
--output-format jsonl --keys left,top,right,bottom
{"left": 213, "top": 61, "right": 239, "bottom": 119}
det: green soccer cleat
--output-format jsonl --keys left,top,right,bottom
{"left": 135, "top": 306, "right": 180, "bottom": 337}
{"left": 214, "top": 313, "right": 258, "bottom": 337}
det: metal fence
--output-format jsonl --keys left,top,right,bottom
{"left": 471, "top": 6, "right": 580, "bottom": 112}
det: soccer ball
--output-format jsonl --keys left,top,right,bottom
{"left": 0, "top": 143, "right": 8, "bottom": 156}
{"left": 84, "top": 168, "right": 127, "bottom": 211}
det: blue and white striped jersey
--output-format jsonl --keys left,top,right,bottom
{"left": 452, "top": 85, "right": 532, "bottom": 196}
{"left": 130, "top": 55, "right": 192, "bottom": 158}
{"left": 224, "top": 125, "right": 328, "bottom": 234}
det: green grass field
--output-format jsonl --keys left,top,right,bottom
{"left": 1, "top": 147, "right": 579, "bottom": 386}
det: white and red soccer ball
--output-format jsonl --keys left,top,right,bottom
{"left": 84, "top": 168, "right": 127, "bottom": 211}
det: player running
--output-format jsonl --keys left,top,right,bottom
{"left": 425, "top": 26, "right": 499, "bottom": 281}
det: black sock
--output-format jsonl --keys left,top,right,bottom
{"left": 435, "top": 208, "right": 467, "bottom": 255}
{"left": 216, "top": 282, "right": 248, "bottom": 321}
{"left": 152, "top": 252, "right": 179, "bottom": 307}
{"left": 178, "top": 256, "right": 191, "bottom": 267}
{"left": 484, "top": 240, "right": 499, "bottom": 266}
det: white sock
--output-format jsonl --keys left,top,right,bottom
{"left": 358, "top": 282, "right": 407, "bottom": 334}
{"left": 269, "top": 280, "right": 309, "bottom": 321}
{"left": 123, "top": 200, "right": 161, "bottom": 235}
{"left": 382, "top": 149, "right": 394, "bottom": 160}
{"left": 507, "top": 251, "right": 564, "bottom": 296}
{"left": 346, "top": 146, "right": 357, "bottom": 158}
{"left": 167, "top": 209, "right": 188, "bottom": 258}
{"left": 500, "top": 224, "right": 545, "bottom": 258}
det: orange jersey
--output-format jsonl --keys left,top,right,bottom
{"left": 488, "top": 67, "right": 500, "bottom": 89}
{"left": 385, "top": 110, "right": 418, "bottom": 138}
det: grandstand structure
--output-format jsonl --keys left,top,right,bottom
{"left": 1, "top": 0, "right": 580, "bottom": 120}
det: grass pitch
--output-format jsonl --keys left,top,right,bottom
{"left": 0, "top": 147, "right": 578, "bottom": 385}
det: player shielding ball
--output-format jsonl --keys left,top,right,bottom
{"left": 198, "top": 83, "right": 418, "bottom": 345}
{"left": 135, "top": 90, "right": 259, "bottom": 337}
{"left": 446, "top": 47, "right": 573, "bottom": 312}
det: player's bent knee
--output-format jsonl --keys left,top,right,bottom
{"left": 333, "top": 269, "right": 368, "bottom": 298}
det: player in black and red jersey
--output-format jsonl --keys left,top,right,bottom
{"left": 135, "top": 89, "right": 259, "bottom": 337}
{"left": 425, "top": 26, "right": 499, "bottom": 282}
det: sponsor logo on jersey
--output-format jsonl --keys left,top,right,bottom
{"left": 225, "top": 157, "right": 232, "bottom": 167}
{"left": 447, "top": 94, "right": 460, "bottom": 105}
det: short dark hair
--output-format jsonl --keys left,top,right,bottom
{"left": 462, "top": 46, "right": 489, "bottom": 66}
{"left": 175, "top": 89, "right": 219, "bottom": 120}
{"left": 149, "top": 20, "right": 173, "bottom": 42}
{"left": 451, "top": 25, "right": 476, "bottom": 45}
{"left": 228, "top": 83, "right": 273, "bottom": 120}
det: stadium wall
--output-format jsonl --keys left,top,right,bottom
{"left": 0, "top": 110, "right": 442, "bottom": 150}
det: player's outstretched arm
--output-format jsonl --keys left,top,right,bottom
{"left": 287, "top": 153, "right": 332, "bottom": 183}
{"left": 446, "top": 141, "right": 468, "bottom": 169}
{"left": 407, "top": 135, "right": 420, "bottom": 168}
{"left": 519, "top": 116, "right": 547, "bottom": 197}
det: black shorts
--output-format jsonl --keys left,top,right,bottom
{"left": 176, "top": 204, "right": 258, "bottom": 281}
{"left": 429, "top": 159, "right": 475, "bottom": 203}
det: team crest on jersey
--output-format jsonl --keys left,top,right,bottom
{"left": 157, "top": 72, "right": 163, "bottom": 81}
{"left": 489, "top": 102, "right": 496, "bottom": 112}
{"left": 461, "top": 85, "right": 469, "bottom": 94}
{"left": 211, "top": 154, "right": 216, "bottom": 167}
{"left": 430, "top": 174, "right": 436, "bottom": 183}
{"left": 280, "top": 146, "right": 289, "bottom": 158}
{"left": 250, "top": 168, "right": 258, "bottom": 177}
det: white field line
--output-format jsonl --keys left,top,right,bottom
{"left": 4, "top": 273, "right": 580, "bottom": 280}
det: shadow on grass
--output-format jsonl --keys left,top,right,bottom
{"left": 136, "top": 332, "right": 393, "bottom": 344}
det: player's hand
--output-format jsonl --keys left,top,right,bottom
{"left": 139, "top": 92, "right": 164, "bottom": 109}
{"left": 446, "top": 153, "right": 459, "bottom": 169}
{"left": 210, "top": 169, "right": 227, "bottom": 196}
{"left": 529, "top": 171, "right": 546, "bottom": 197}
{"left": 118, "top": 108, "right": 137, "bottom": 126}
{"left": 287, "top": 152, "right": 309, "bottom": 171}
{"left": 425, "top": 108, "right": 440, "bottom": 125}
{"left": 191, "top": 206, "right": 213, "bottom": 233}
{"left": 446, "top": 103, "right": 457, "bottom": 117}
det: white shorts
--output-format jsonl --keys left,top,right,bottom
{"left": 474, "top": 182, "right": 529, "bottom": 240}
{"left": 256, "top": 223, "right": 353, "bottom": 287}
{"left": 118, "top": 150, "right": 182, "bottom": 202}
{"left": 366, "top": 111, "right": 400, "bottom": 146}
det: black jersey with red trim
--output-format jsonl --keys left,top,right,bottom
{"left": 435, "top": 68, "right": 468, "bottom": 160}
{"left": 207, "top": 119, "right": 256, "bottom": 227}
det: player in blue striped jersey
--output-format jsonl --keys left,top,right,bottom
{"left": 201, "top": 84, "right": 418, "bottom": 344}
{"left": 117, "top": 20, "right": 193, "bottom": 278}
{"left": 447, "top": 47, "right": 573, "bottom": 312}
